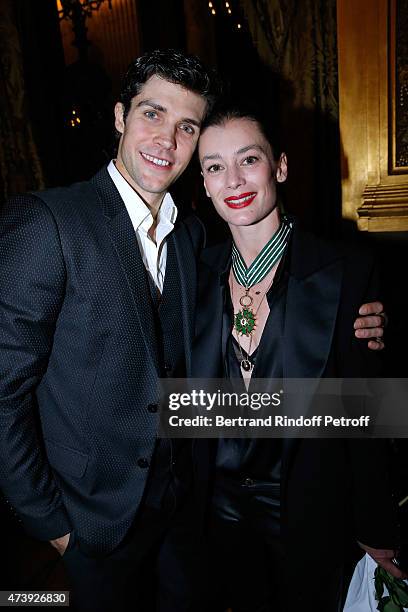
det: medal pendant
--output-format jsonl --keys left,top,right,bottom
{"left": 241, "top": 359, "right": 252, "bottom": 372}
{"left": 239, "top": 291, "right": 253, "bottom": 308}
{"left": 234, "top": 307, "right": 256, "bottom": 336}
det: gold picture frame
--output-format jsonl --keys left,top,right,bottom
{"left": 389, "top": 0, "right": 408, "bottom": 175}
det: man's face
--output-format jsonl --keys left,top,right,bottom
{"left": 199, "top": 118, "right": 287, "bottom": 228}
{"left": 114, "top": 75, "right": 207, "bottom": 208}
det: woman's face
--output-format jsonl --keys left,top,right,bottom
{"left": 198, "top": 118, "right": 287, "bottom": 227}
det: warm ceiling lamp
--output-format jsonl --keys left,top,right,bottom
{"left": 58, "top": 0, "right": 112, "bottom": 20}
{"left": 57, "top": 0, "right": 112, "bottom": 61}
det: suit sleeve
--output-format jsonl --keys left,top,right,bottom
{"left": 342, "top": 251, "right": 399, "bottom": 548}
{"left": 0, "top": 195, "right": 72, "bottom": 540}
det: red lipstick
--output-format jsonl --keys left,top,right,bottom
{"left": 224, "top": 192, "right": 257, "bottom": 209}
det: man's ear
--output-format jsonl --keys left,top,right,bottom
{"left": 114, "top": 102, "right": 125, "bottom": 134}
{"left": 276, "top": 153, "right": 288, "bottom": 183}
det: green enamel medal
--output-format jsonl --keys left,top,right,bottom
{"left": 234, "top": 307, "right": 256, "bottom": 336}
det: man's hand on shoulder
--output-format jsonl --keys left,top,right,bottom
{"left": 354, "top": 302, "right": 387, "bottom": 351}
{"left": 50, "top": 532, "right": 71, "bottom": 556}
{"left": 359, "top": 542, "right": 408, "bottom": 579}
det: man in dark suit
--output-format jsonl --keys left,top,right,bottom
{"left": 0, "top": 49, "right": 217, "bottom": 612}
{"left": 0, "top": 50, "right": 386, "bottom": 612}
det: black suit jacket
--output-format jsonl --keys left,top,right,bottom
{"left": 191, "top": 221, "right": 399, "bottom": 581}
{"left": 0, "top": 167, "right": 204, "bottom": 554}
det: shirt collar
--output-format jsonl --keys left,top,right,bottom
{"left": 107, "top": 160, "right": 178, "bottom": 232}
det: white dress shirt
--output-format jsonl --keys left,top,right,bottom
{"left": 107, "top": 160, "right": 177, "bottom": 292}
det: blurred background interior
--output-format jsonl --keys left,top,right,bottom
{"left": 1, "top": 0, "right": 408, "bottom": 596}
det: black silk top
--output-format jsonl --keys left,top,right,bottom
{"left": 212, "top": 249, "right": 290, "bottom": 529}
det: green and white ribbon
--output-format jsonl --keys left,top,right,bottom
{"left": 232, "top": 217, "right": 292, "bottom": 288}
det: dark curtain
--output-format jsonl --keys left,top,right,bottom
{"left": 240, "top": 0, "right": 341, "bottom": 234}
{"left": 0, "top": 0, "right": 44, "bottom": 200}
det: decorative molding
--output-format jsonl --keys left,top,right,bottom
{"left": 358, "top": 182, "right": 408, "bottom": 230}
{"left": 337, "top": 0, "right": 408, "bottom": 232}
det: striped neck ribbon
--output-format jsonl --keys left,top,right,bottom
{"left": 231, "top": 216, "right": 292, "bottom": 288}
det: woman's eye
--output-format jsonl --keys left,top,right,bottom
{"left": 207, "top": 164, "right": 222, "bottom": 173}
{"left": 180, "top": 124, "right": 194, "bottom": 135}
{"left": 144, "top": 111, "right": 158, "bottom": 119}
{"left": 242, "top": 156, "right": 258, "bottom": 165}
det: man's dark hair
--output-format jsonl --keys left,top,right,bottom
{"left": 119, "top": 49, "right": 219, "bottom": 121}
{"left": 200, "top": 100, "right": 283, "bottom": 160}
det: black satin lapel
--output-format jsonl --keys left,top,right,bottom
{"left": 282, "top": 259, "right": 344, "bottom": 478}
{"left": 283, "top": 259, "right": 343, "bottom": 378}
{"left": 221, "top": 281, "right": 230, "bottom": 368}
{"left": 172, "top": 226, "right": 196, "bottom": 376}
{"left": 191, "top": 242, "right": 231, "bottom": 378}
{"left": 192, "top": 272, "right": 225, "bottom": 378}
{"left": 106, "top": 210, "right": 159, "bottom": 372}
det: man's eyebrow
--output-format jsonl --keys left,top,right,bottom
{"left": 182, "top": 117, "right": 202, "bottom": 128}
{"left": 136, "top": 99, "right": 201, "bottom": 128}
{"left": 136, "top": 100, "right": 167, "bottom": 112}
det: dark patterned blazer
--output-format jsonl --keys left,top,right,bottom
{"left": 0, "top": 166, "right": 203, "bottom": 554}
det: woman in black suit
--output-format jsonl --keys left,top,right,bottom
{"left": 192, "top": 103, "right": 402, "bottom": 611}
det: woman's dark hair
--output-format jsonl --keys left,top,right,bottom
{"left": 119, "top": 49, "right": 220, "bottom": 121}
{"left": 200, "top": 100, "right": 283, "bottom": 160}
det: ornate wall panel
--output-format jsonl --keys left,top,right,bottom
{"left": 338, "top": 0, "right": 408, "bottom": 231}
{"left": 390, "top": 0, "right": 408, "bottom": 173}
